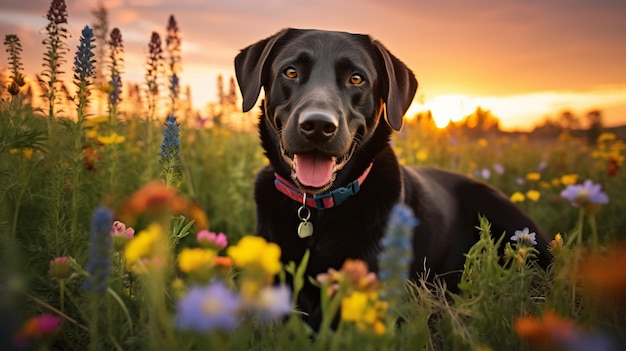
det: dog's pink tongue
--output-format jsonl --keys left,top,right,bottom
{"left": 294, "top": 153, "right": 334, "bottom": 188}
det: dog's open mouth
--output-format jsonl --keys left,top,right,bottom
{"left": 281, "top": 147, "right": 351, "bottom": 190}
{"left": 293, "top": 152, "right": 336, "bottom": 188}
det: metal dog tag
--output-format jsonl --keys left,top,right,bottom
{"left": 297, "top": 221, "right": 314, "bottom": 238}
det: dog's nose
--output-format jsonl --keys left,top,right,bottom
{"left": 299, "top": 112, "right": 338, "bottom": 142}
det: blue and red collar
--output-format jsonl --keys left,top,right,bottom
{"left": 274, "top": 163, "right": 373, "bottom": 210}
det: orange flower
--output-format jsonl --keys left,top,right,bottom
{"left": 118, "top": 180, "right": 188, "bottom": 225}
{"left": 514, "top": 311, "right": 574, "bottom": 349}
{"left": 212, "top": 256, "right": 233, "bottom": 276}
{"left": 316, "top": 259, "right": 380, "bottom": 296}
{"left": 578, "top": 242, "right": 626, "bottom": 306}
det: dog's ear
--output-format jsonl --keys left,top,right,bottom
{"left": 373, "top": 41, "right": 418, "bottom": 131}
{"left": 234, "top": 29, "right": 289, "bottom": 112}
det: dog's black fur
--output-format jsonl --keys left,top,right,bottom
{"left": 235, "top": 28, "right": 552, "bottom": 327}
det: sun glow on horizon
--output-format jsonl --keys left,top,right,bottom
{"left": 406, "top": 86, "right": 626, "bottom": 131}
{"left": 407, "top": 94, "right": 477, "bottom": 129}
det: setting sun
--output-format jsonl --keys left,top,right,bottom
{"left": 409, "top": 95, "right": 478, "bottom": 128}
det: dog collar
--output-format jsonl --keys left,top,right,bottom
{"left": 274, "top": 163, "right": 373, "bottom": 210}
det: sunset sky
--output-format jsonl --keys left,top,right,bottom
{"left": 1, "top": 0, "right": 625, "bottom": 130}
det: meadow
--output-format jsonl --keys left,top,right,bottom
{"left": 1, "top": 1, "right": 626, "bottom": 350}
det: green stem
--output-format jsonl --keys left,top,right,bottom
{"left": 59, "top": 280, "right": 65, "bottom": 312}
{"left": 88, "top": 295, "right": 101, "bottom": 351}
{"left": 24, "top": 292, "right": 89, "bottom": 332}
{"left": 318, "top": 291, "right": 344, "bottom": 344}
{"left": 576, "top": 207, "right": 584, "bottom": 247}
{"left": 588, "top": 213, "right": 599, "bottom": 251}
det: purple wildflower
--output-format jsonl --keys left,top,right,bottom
{"left": 493, "top": 163, "right": 505, "bottom": 175}
{"left": 480, "top": 168, "right": 491, "bottom": 180}
{"left": 560, "top": 180, "right": 609, "bottom": 213}
{"left": 249, "top": 285, "right": 292, "bottom": 322}
{"left": 46, "top": 0, "right": 68, "bottom": 24}
{"left": 536, "top": 160, "right": 547, "bottom": 173}
{"left": 174, "top": 281, "right": 240, "bottom": 332}
{"left": 510, "top": 227, "right": 538, "bottom": 247}
{"left": 4, "top": 34, "right": 26, "bottom": 95}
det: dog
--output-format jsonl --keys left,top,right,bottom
{"left": 234, "top": 28, "right": 552, "bottom": 327}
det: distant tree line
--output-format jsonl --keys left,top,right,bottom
{"left": 532, "top": 109, "right": 604, "bottom": 144}
{"left": 408, "top": 106, "right": 608, "bottom": 144}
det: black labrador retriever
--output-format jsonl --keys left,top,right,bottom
{"left": 234, "top": 28, "right": 552, "bottom": 326}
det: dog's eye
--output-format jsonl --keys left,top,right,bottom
{"left": 350, "top": 74, "right": 364, "bottom": 85}
{"left": 283, "top": 67, "right": 297, "bottom": 79}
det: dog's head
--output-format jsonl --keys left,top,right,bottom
{"left": 235, "top": 28, "right": 417, "bottom": 191}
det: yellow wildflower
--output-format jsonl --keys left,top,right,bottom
{"left": 178, "top": 248, "right": 217, "bottom": 273}
{"left": 549, "top": 233, "right": 564, "bottom": 256}
{"left": 124, "top": 223, "right": 163, "bottom": 265}
{"left": 477, "top": 138, "right": 488, "bottom": 147}
{"left": 97, "top": 132, "right": 125, "bottom": 145}
{"left": 526, "top": 172, "right": 541, "bottom": 181}
{"left": 85, "top": 115, "right": 109, "bottom": 126}
{"left": 10, "top": 148, "right": 34, "bottom": 159}
{"left": 341, "top": 291, "right": 388, "bottom": 335}
{"left": 597, "top": 132, "right": 616, "bottom": 143}
{"left": 526, "top": 190, "right": 541, "bottom": 202}
{"left": 227, "top": 236, "right": 281, "bottom": 275}
{"left": 98, "top": 83, "right": 114, "bottom": 95}
{"left": 560, "top": 174, "right": 578, "bottom": 186}
{"left": 510, "top": 192, "right": 525, "bottom": 203}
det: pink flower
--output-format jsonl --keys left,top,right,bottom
{"left": 110, "top": 220, "right": 135, "bottom": 239}
{"left": 49, "top": 256, "right": 72, "bottom": 280}
{"left": 13, "top": 314, "right": 62, "bottom": 346}
{"left": 111, "top": 220, "right": 135, "bottom": 252}
{"left": 197, "top": 230, "right": 228, "bottom": 249}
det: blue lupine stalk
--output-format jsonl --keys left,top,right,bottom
{"left": 73, "top": 26, "right": 96, "bottom": 125}
{"left": 378, "top": 203, "right": 419, "bottom": 304}
{"left": 107, "top": 28, "right": 123, "bottom": 124}
{"left": 160, "top": 115, "right": 181, "bottom": 188}
{"left": 82, "top": 206, "right": 114, "bottom": 294}
{"left": 69, "top": 26, "right": 96, "bottom": 240}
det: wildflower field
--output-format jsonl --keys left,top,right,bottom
{"left": 2, "top": 1, "right": 626, "bottom": 350}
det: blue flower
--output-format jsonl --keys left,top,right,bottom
{"left": 510, "top": 227, "right": 538, "bottom": 247}
{"left": 378, "top": 204, "right": 419, "bottom": 301}
{"left": 174, "top": 281, "right": 241, "bottom": 332}
{"left": 161, "top": 115, "right": 180, "bottom": 162}
{"left": 82, "top": 206, "right": 114, "bottom": 294}
{"left": 560, "top": 179, "right": 609, "bottom": 213}
{"left": 73, "top": 26, "right": 95, "bottom": 83}
{"left": 160, "top": 115, "right": 181, "bottom": 187}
